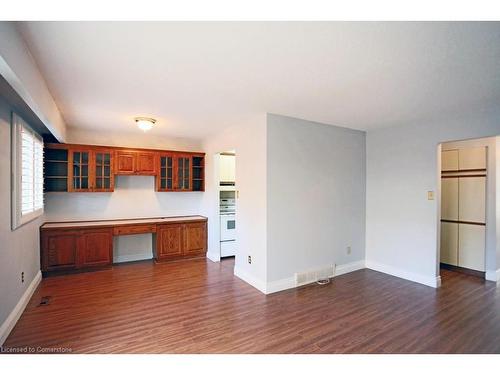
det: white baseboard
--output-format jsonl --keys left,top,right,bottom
{"left": 266, "top": 276, "right": 295, "bottom": 294}
{"left": 0, "top": 270, "right": 42, "bottom": 346}
{"left": 365, "top": 260, "right": 441, "bottom": 288}
{"left": 485, "top": 269, "right": 500, "bottom": 283}
{"left": 265, "top": 259, "right": 367, "bottom": 295}
{"left": 113, "top": 252, "right": 152, "bottom": 264}
{"left": 336, "top": 259, "right": 366, "bottom": 276}
{"left": 206, "top": 252, "right": 220, "bottom": 263}
{"left": 233, "top": 266, "right": 267, "bottom": 294}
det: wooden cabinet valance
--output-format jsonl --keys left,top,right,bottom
{"left": 44, "top": 143, "right": 205, "bottom": 193}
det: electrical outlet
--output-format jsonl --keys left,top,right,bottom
{"left": 248, "top": 255, "right": 252, "bottom": 264}
{"left": 21, "top": 271, "right": 24, "bottom": 283}
{"left": 347, "top": 246, "right": 352, "bottom": 255}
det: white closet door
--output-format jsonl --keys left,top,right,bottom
{"left": 459, "top": 147, "right": 486, "bottom": 170}
{"left": 459, "top": 177, "right": 486, "bottom": 223}
{"left": 458, "top": 224, "right": 485, "bottom": 271}
{"left": 442, "top": 150, "right": 459, "bottom": 171}
{"left": 441, "top": 178, "right": 458, "bottom": 221}
{"left": 440, "top": 222, "right": 458, "bottom": 266}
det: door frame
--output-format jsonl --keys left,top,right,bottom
{"left": 436, "top": 138, "right": 496, "bottom": 283}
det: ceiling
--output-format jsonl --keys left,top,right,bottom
{"left": 18, "top": 22, "right": 500, "bottom": 139}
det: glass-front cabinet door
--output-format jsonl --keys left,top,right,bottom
{"left": 176, "top": 156, "right": 190, "bottom": 190}
{"left": 69, "top": 150, "right": 91, "bottom": 192}
{"left": 158, "top": 154, "right": 174, "bottom": 191}
{"left": 94, "top": 151, "right": 114, "bottom": 192}
{"left": 69, "top": 149, "right": 114, "bottom": 192}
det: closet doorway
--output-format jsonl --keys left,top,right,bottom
{"left": 438, "top": 137, "right": 495, "bottom": 281}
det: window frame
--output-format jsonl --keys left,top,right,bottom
{"left": 11, "top": 113, "right": 44, "bottom": 230}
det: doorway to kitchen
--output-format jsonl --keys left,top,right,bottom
{"left": 437, "top": 136, "right": 498, "bottom": 284}
{"left": 217, "top": 151, "right": 236, "bottom": 268}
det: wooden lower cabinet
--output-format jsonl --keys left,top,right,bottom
{"left": 183, "top": 222, "right": 207, "bottom": 255}
{"left": 41, "top": 228, "right": 113, "bottom": 275}
{"left": 41, "top": 217, "right": 207, "bottom": 275}
{"left": 155, "top": 221, "right": 207, "bottom": 262}
{"left": 155, "top": 223, "right": 183, "bottom": 260}
{"left": 42, "top": 230, "right": 79, "bottom": 271}
{"left": 79, "top": 229, "right": 113, "bottom": 267}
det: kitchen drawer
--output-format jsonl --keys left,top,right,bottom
{"left": 113, "top": 224, "right": 157, "bottom": 236}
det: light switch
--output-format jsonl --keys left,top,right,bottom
{"left": 427, "top": 191, "right": 435, "bottom": 200}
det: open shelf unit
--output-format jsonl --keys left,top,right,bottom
{"left": 44, "top": 148, "right": 68, "bottom": 192}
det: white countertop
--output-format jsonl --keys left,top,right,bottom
{"left": 41, "top": 215, "right": 207, "bottom": 229}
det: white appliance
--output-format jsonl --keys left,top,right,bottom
{"left": 220, "top": 213, "right": 236, "bottom": 257}
{"left": 220, "top": 192, "right": 236, "bottom": 257}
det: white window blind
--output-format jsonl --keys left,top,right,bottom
{"left": 12, "top": 113, "right": 44, "bottom": 229}
{"left": 21, "top": 125, "right": 44, "bottom": 214}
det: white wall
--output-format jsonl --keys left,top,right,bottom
{"left": 266, "top": 114, "right": 366, "bottom": 285}
{"left": 0, "top": 98, "right": 43, "bottom": 343}
{"left": 201, "top": 115, "right": 268, "bottom": 292}
{"left": 441, "top": 137, "right": 497, "bottom": 275}
{"left": 0, "top": 22, "right": 66, "bottom": 141}
{"left": 44, "top": 128, "right": 204, "bottom": 263}
{"left": 66, "top": 127, "right": 201, "bottom": 152}
{"left": 366, "top": 109, "right": 500, "bottom": 287}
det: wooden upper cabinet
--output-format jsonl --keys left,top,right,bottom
{"left": 157, "top": 154, "right": 174, "bottom": 191}
{"left": 115, "top": 151, "right": 136, "bottom": 175}
{"left": 44, "top": 143, "right": 204, "bottom": 193}
{"left": 68, "top": 149, "right": 114, "bottom": 192}
{"left": 176, "top": 155, "right": 191, "bottom": 191}
{"left": 156, "top": 153, "right": 205, "bottom": 192}
{"left": 115, "top": 150, "right": 157, "bottom": 175}
{"left": 136, "top": 152, "right": 157, "bottom": 175}
{"left": 69, "top": 149, "right": 91, "bottom": 192}
{"left": 94, "top": 151, "right": 114, "bottom": 192}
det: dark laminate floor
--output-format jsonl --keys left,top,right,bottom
{"left": 4, "top": 257, "right": 500, "bottom": 353}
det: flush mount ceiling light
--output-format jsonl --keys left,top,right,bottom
{"left": 134, "top": 117, "right": 156, "bottom": 132}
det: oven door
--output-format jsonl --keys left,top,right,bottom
{"left": 220, "top": 214, "right": 236, "bottom": 241}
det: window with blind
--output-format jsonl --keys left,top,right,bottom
{"left": 11, "top": 113, "right": 44, "bottom": 229}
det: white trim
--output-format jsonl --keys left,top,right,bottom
{"left": 335, "top": 260, "right": 366, "bottom": 276}
{"left": 11, "top": 113, "right": 44, "bottom": 230}
{"left": 233, "top": 266, "right": 267, "bottom": 294}
{"left": 366, "top": 260, "right": 441, "bottom": 288}
{"left": 265, "top": 259, "right": 367, "bottom": 295}
{"left": 485, "top": 269, "right": 500, "bottom": 283}
{"left": 266, "top": 276, "right": 295, "bottom": 294}
{"left": 206, "top": 252, "right": 220, "bottom": 263}
{"left": 0, "top": 270, "right": 42, "bottom": 346}
{"left": 113, "top": 253, "right": 152, "bottom": 264}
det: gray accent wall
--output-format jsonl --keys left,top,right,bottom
{"left": 0, "top": 97, "right": 43, "bottom": 328}
{"left": 366, "top": 108, "right": 500, "bottom": 282}
{"left": 266, "top": 114, "right": 366, "bottom": 282}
